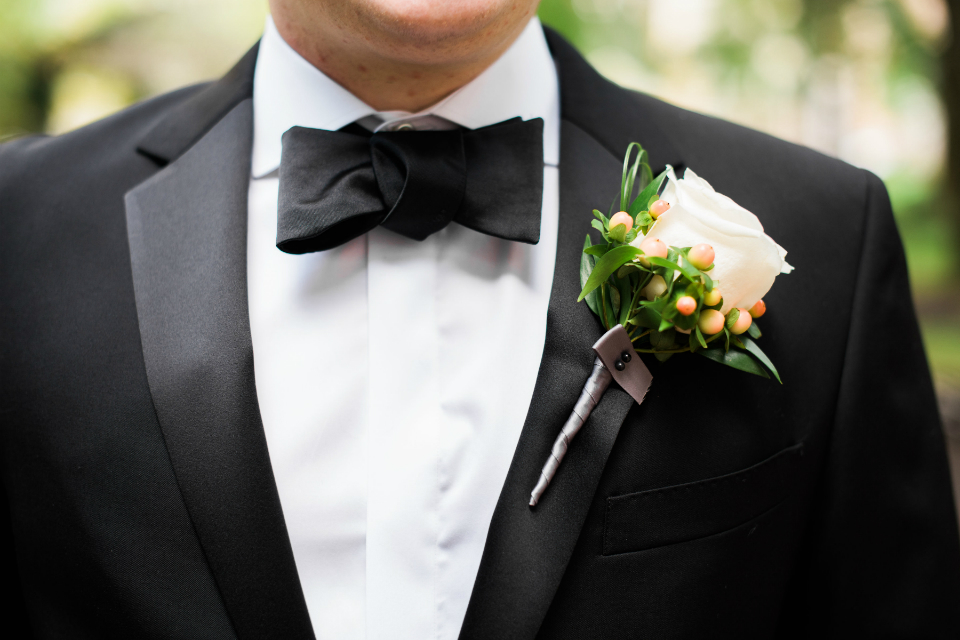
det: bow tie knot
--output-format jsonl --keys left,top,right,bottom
{"left": 276, "top": 117, "right": 544, "bottom": 254}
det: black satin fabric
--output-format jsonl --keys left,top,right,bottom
{"left": 276, "top": 117, "right": 545, "bottom": 253}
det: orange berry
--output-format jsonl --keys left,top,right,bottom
{"left": 687, "top": 243, "right": 715, "bottom": 270}
{"left": 676, "top": 296, "right": 697, "bottom": 316}
{"left": 749, "top": 300, "right": 766, "bottom": 318}
{"left": 642, "top": 275, "right": 667, "bottom": 301}
{"left": 699, "top": 308, "right": 724, "bottom": 335}
{"left": 703, "top": 288, "right": 722, "bottom": 307}
{"left": 729, "top": 309, "right": 753, "bottom": 335}
{"left": 638, "top": 237, "right": 668, "bottom": 267}
{"left": 609, "top": 211, "right": 633, "bottom": 233}
{"left": 649, "top": 199, "right": 671, "bottom": 218}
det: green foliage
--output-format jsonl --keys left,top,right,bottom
{"left": 580, "top": 234, "right": 602, "bottom": 318}
{"left": 742, "top": 337, "right": 781, "bottom": 383}
{"left": 578, "top": 245, "right": 643, "bottom": 302}
{"left": 620, "top": 142, "right": 652, "bottom": 213}
{"left": 699, "top": 347, "right": 771, "bottom": 379}
{"left": 577, "top": 140, "right": 782, "bottom": 381}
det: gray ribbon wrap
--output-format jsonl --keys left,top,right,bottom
{"left": 529, "top": 324, "right": 653, "bottom": 507}
{"left": 528, "top": 358, "right": 612, "bottom": 506}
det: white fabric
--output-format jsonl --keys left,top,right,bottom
{"left": 247, "top": 15, "right": 560, "bottom": 640}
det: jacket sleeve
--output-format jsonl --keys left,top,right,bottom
{"left": 777, "top": 171, "right": 960, "bottom": 637}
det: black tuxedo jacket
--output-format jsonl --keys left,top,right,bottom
{"left": 2, "top": 29, "right": 959, "bottom": 639}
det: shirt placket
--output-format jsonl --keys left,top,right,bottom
{"left": 365, "top": 225, "right": 442, "bottom": 640}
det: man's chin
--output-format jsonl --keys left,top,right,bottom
{"left": 350, "top": 0, "right": 532, "bottom": 49}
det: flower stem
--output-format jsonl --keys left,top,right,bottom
{"left": 600, "top": 283, "right": 611, "bottom": 329}
{"left": 635, "top": 329, "right": 724, "bottom": 354}
{"left": 627, "top": 274, "right": 650, "bottom": 322}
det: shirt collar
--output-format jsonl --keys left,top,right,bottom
{"left": 251, "top": 15, "right": 558, "bottom": 178}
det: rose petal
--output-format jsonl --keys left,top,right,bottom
{"left": 643, "top": 166, "right": 790, "bottom": 313}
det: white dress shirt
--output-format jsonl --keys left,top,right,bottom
{"left": 247, "top": 16, "right": 560, "bottom": 640}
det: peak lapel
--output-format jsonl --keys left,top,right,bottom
{"left": 125, "top": 99, "right": 314, "bottom": 639}
{"left": 458, "top": 29, "right": 684, "bottom": 640}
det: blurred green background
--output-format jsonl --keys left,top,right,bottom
{"left": 2, "top": 0, "right": 959, "bottom": 497}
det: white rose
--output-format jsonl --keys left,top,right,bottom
{"left": 632, "top": 166, "right": 792, "bottom": 314}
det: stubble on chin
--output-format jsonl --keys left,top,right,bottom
{"left": 268, "top": 0, "right": 538, "bottom": 110}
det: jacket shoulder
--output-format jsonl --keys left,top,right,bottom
{"left": 0, "top": 83, "right": 212, "bottom": 271}
{"left": 0, "top": 83, "right": 208, "bottom": 185}
{"left": 628, "top": 90, "right": 866, "bottom": 194}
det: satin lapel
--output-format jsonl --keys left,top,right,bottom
{"left": 459, "top": 29, "right": 684, "bottom": 640}
{"left": 125, "top": 100, "right": 314, "bottom": 640}
{"left": 458, "top": 122, "right": 628, "bottom": 640}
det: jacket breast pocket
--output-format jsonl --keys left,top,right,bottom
{"left": 602, "top": 442, "right": 804, "bottom": 556}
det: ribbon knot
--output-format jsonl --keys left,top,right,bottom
{"left": 276, "top": 117, "right": 544, "bottom": 254}
{"left": 370, "top": 130, "right": 467, "bottom": 242}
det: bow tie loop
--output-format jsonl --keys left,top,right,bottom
{"left": 276, "top": 117, "right": 544, "bottom": 254}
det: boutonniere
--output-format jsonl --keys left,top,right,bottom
{"left": 530, "top": 143, "right": 793, "bottom": 506}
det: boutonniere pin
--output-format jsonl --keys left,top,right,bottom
{"left": 530, "top": 143, "right": 794, "bottom": 506}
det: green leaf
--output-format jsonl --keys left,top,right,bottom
{"left": 725, "top": 308, "right": 740, "bottom": 330}
{"left": 676, "top": 256, "right": 701, "bottom": 282}
{"left": 647, "top": 257, "right": 681, "bottom": 272}
{"left": 636, "top": 212, "right": 654, "bottom": 227}
{"left": 592, "top": 209, "right": 608, "bottom": 224}
{"left": 695, "top": 325, "right": 708, "bottom": 349}
{"left": 578, "top": 245, "right": 643, "bottom": 302}
{"left": 654, "top": 351, "right": 673, "bottom": 362}
{"left": 699, "top": 348, "right": 770, "bottom": 379}
{"left": 602, "top": 283, "right": 617, "bottom": 329}
{"left": 617, "top": 274, "right": 633, "bottom": 325}
{"left": 650, "top": 329, "right": 676, "bottom": 350}
{"left": 621, "top": 142, "right": 644, "bottom": 211}
{"left": 608, "top": 223, "right": 627, "bottom": 244}
{"left": 741, "top": 337, "right": 781, "bottom": 383}
{"left": 629, "top": 170, "right": 667, "bottom": 216}
{"left": 610, "top": 284, "right": 621, "bottom": 317}
{"left": 584, "top": 244, "right": 608, "bottom": 257}
{"left": 747, "top": 321, "right": 761, "bottom": 339}
{"left": 701, "top": 271, "right": 714, "bottom": 291}
{"left": 635, "top": 307, "right": 662, "bottom": 329}
{"left": 580, "top": 235, "right": 602, "bottom": 318}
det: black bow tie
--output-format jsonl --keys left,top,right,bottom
{"left": 275, "top": 117, "right": 544, "bottom": 254}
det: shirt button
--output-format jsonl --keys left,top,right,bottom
{"left": 394, "top": 123, "right": 415, "bottom": 131}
